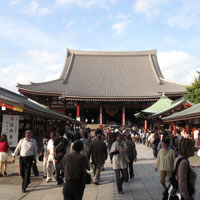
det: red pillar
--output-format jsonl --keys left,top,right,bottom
{"left": 76, "top": 104, "right": 80, "bottom": 121}
{"left": 170, "top": 121, "right": 173, "bottom": 132}
{"left": 158, "top": 121, "right": 160, "bottom": 130}
{"left": 173, "top": 123, "right": 176, "bottom": 135}
{"left": 186, "top": 122, "right": 189, "bottom": 134}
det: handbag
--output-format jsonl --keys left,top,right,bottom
{"left": 38, "top": 153, "right": 44, "bottom": 161}
{"left": 82, "top": 171, "right": 91, "bottom": 185}
{"left": 163, "top": 158, "right": 194, "bottom": 200}
{"left": 123, "top": 152, "right": 130, "bottom": 163}
{"left": 32, "top": 162, "right": 39, "bottom": 176}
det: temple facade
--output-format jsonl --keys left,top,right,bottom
{"left": 17, "top": 49, "right": 187, "bottom": 128}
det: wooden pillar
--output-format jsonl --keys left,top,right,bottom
{"left": 100, "top": 106, "right": 103, "bottom": 125}
{"left": 144, "top": 120, "right": 147, "bottom": 130}
{"left": 122, "top": 107, "right": 125, "bottom": 128}
{"left": 76, "top": 104, "right": 80, "bottom": 121}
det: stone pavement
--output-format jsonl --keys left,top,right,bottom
{"left": 0, "top": 144, "right": 200, "bottom": 200}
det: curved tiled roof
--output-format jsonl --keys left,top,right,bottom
{"left": 162, "top": 103, "right": 200, "bottom": 122}
{"left": 17, "top": 49, "right": 186, "bottom": 100}
{"left": 0, "top": 87, "right": 78, "bottom": 121}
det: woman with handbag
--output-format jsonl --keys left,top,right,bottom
{"left": 175, "top": 138, "right": 196, "bottom": 200}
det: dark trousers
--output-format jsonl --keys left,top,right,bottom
{"left": 63, "top": 180, "right": 85, "bottom": 200}
{"left": 55, "top": 155, "right": 64, "bottom": 183}
{"left": 128, "top": 160, "right": 134, "bottom": 177}
{"left": 114, "top": 169, "right": 127, "bottom": 192}
{"left": 19, "top": 156, "right": 33, "bottom": 190}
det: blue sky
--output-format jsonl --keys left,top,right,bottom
{"left": 1, "top": 0, "right": 200, "bottom": 92}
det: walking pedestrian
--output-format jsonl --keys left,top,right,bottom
{"left": 155, "top": 138, "right": 175, "bottom": 193}
{"left": 152, "top": 131, "right": 160, "bottom": 158}
{"left": 125, "top": 134, "right": 137, "bottom": 179}
{"left": 46, "top": 132, "right": 56, "bottom": 182}
{"left": 12, "top": 130, "right": 37, "bottom": 193}
{"left": 41, "top": 137, "right": 48, "bottom": 178}
{"left": 59, "top": 140, "right": 89, "bottom": 200}
{"left": 110, "top": 132, "right": 128, "bottom": 194}
{"left": 0, "top": 134, "right": 10, "bottom": 176}
{"left": 88, "top": 134, "right": 107, "bottom": 185}
{"left": 174, "top": 138, "right": 196, "bottom": 200}
{"left": 54, "top": 131, "right": 68, "bottom": 185}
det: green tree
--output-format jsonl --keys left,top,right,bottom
{"left": 186, "top": 71, "right": 200, "bottom": 104}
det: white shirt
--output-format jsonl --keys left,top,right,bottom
{"left": 14, "top": 138, "right": 37, "bottom": 158}
{"left": 110, "top": 141, "right": 127, "bottom": 170}
{"left": 47, "top": 139, "right": 54, "bottom": 155}
{"left": 194, "top": 130, "right": 199, "bottom": 140}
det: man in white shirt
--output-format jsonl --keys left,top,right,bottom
{"left": 46, "top": 132, "right": 56, "bottom": 182}
{"left": 12, "top": 130, "right": 37, "bottom": 193}
{"left": 194, "top": 129, "right": 199, "bottom": 147}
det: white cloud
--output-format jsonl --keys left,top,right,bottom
{"left": 24, "top": 1, "right": 39, "bottom": 16}
{"left": 0, "top": 50, "right": 63, "bottom": 93}
{"left": 38, "top": 8, "right": 51, "bottom": 16}
{"left": 55, "top": 0, "right": 114, "bottom": 8}
{"left": 9, "top": 0, "right": 21, "bottom": 6}
{"left": 166, "top": 1, "right": 200, "bottom": 29}
{"left": 26, "top": 50, "right": 59, "bottom": 64}
{"left": 108, "top": 14, "right": 129, "bottom": 20}
{"left": 133, "top": 0, "right": 168, "bottom": 17}
{"left": 67, "top": 20, "right": 75, "bottom": 27}
{"left": 0, "top": 17, "right": 60, "bottom": 50}
{"left": 158, "top": 51, "right": 200, "bottom": 84}
{"left": 112, "top": 20, "right": 132, "bottom": 36}
{"left": 167, "top": 15, "right": 195, "bottom": 29}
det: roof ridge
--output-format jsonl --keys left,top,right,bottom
{"left": 17, "top": 79, "right": 63, "bottom": 88}
{"left": 160, "top": 78, "right": 189, "bottom": 86}
{"left": 67, "top": 48, "right": 157, "bottom": 56}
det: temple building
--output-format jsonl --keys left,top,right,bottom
{"left": 17, "top": 49, "right": 187, "bottom": 127}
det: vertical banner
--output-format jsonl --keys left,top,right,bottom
{"left": 2, "top": 114, "right": 19, "bottom": 147}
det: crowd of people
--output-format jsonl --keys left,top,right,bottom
{"left": 0, "top": 125, "right": 198, "bottom": 200}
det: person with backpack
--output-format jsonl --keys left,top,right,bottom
{"left": 174, "top": 138, "right": 196, "bottom": 200}
{"left": 54, "top": 131, "right": 68, "bottom": 185}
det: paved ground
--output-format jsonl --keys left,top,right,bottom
{"left": 0, "top": 144, "right": 200, "bottom": 200}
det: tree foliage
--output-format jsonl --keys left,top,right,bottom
{"left": 186, "top": 71, "right": 200, "bottom": 104}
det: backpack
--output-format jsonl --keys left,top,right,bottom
{"left": 163, "top": 158, "right": 194, "bottom": 200}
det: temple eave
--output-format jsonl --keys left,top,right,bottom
{"left": 18, "top": 88, "right": 61, "bottom": 96}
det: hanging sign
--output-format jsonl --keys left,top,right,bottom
{"left": 1, "top": 114, "right": 19, "bottom": 147}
